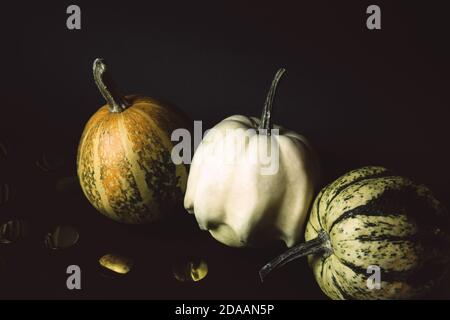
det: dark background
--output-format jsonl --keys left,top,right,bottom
{"left": 0, "top": 0, "right": 449, "bottom": 299}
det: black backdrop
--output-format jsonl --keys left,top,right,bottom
{"left": 0, "top": 0, "right": 449, "bottom": 299}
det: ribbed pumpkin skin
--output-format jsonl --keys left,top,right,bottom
{"left": 305, "top": 166, "right": 450, "bottom": 299}
{"left": 77, "top": 95, "right": 188, "bottom": 224}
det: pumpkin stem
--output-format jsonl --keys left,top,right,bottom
{"left": 259, "top": 231, "right": 331, "bottom": 282}
{"left": 93, "top": 58, "right": 130, "bottom": 113}
{"left": 258, "top": 68, "right": 286, "bottom": 135}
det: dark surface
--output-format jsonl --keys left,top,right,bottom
{"left": 0, "top": 0, "right": 449, "bottom": 299}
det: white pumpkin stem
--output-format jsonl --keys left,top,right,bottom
{"left": 258, "top": 68, "right": 286, "bottom": 135}
{"left": 259, "top": 231, "right": 331, "bottom": 282}
{"left": 93, "top": 58, "right": 130, "bottom": 113}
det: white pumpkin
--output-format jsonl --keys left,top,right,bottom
{"left": 184, "top": 69, "right": 320, "bottom": 247}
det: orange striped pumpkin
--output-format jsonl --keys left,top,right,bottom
{"left": 77, "top": 58, "right": 189, "bottom": 224}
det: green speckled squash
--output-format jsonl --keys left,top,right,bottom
{"left": 260, "top": 166, "right": 450, "bottom": 299}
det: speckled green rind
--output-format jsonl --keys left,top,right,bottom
{"left": 305, "top": 166, "right": 450, "bottom": 300}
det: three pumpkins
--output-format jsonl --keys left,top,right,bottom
{"left": 77, "top": 60, "right": 450, "bottom": 299}
{"left": 77, "top": 58, "right": 188, "bottom": 223}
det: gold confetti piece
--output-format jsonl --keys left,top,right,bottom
{"left": 0, "top": 220, "right": 30, "bottom": 244}
{"left": 45, "top": 225, "right": 79, "bottom": 250}
{"left": 173, "top": 258, "right": 208, "bottom": 282}
{"left": 99, "top": 253, "right": 134, "bottom": 275}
